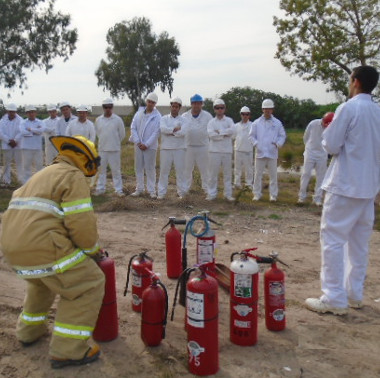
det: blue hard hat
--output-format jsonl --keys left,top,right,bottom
{"left": 190, "top": 94, "right": 204, "bottom": 103}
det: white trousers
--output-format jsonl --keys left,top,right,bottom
{"left": 299, "top": 156, "right": 327, "bottom": 202}
{"left": 134, "top": 147, "right": 157, "bottom": 194}
{"left": 253, "top": 157, "right": 278, "bottom": 198}
{"left": 184, "top": 145, "right": 209, "bottom": 193}
{"left": 96, "top": 151, "right": 123, "bottom": 193}
{"left": 208, "top": 152, "right": 233, "bottom": 198}
{"left": 320, "top": 192, "right": 374, "bottom": 307}
{"left": 22, "top": 149, "right": 43, "bottom": 184}
{"left": 157, "top": 149, "right": 186, "bottom": 197}
{"left": 234, "top": 150, "right": 254, "bottom": 188}
{"left": 1, "top": 148, "right": 23, "bottom": 184}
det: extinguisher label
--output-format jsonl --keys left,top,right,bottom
{"left": 187, "top": 291, "right": 205, "bottom": 328}
{"left": 132, "top": 269, "right": 142, "bottom": 288}
{"left": 234, "top": 274, "right": 252, "bottom": 298}
{"left": 269, "top": 281, "right": 284, "bottom": 296}
{"left": 234, "top": 319, "right": 251, "bottom": 328}
{"left": 197, "top": 240, "right": 213, "bottom": 264}
{"left": 188, "top": 341, "right": 205, "bottom": 367}
{"left": 272, "top": 309, "right": 285, "bottom": 321}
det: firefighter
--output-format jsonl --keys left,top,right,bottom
{"left": 0, "top": 135, "right": 105, "bottom": 369}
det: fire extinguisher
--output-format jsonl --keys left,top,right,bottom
{"left": 124, "top": 251, "right": 153, "bottom": 312}
{"left": 141, "top": 269, "right": 169, "bottom": 346}
{"left": 229, "top": 248, "right": 259, "bottom": 346}
{"left": 264, "top": 251, "right": 288, "bottom": 332}
{"left": 162, "top": 217, "right": 186, "bottom": 279}
{"left": 93, "top": 250, "right": 118, "bottom": 342}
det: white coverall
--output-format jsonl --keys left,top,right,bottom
{"left": 207, "top": 116, "right": 236, "bottom": 198}
{"left": 19, "top": 118, "right": 46, "bottom": 183}
{"left": 56, "top": 114, "right": 77, "bottom": 136}
{"left": 182, "top": 110, "right": 213, "bottom": 193}
{"left": 95, "top": 113, "right": 126, "bottom": 194}
{"left": 298, "top": 119, "right": 327, "bottom": 203}
{"left": 130, "top": 108, "right": 161, "bottom": 195}
{"left": 157, "top": 113, "right": 188, "bottom": 197}
{"left": 320, "top": 93, "right": 380, "bottom": 308}
{"left": 0, "top": 114, "right": 23, "bottom": 184}
{"left": 43, "top": 116, "right": 60, "bottom": 165}
{"left": 66, "top": 119, "right": 96, "bottom": 142}
{"left": 249, "top": 115, "right": 286, "bottom": 199}
{"left": 234, "top": 120, "right": 254, "bottom": 188}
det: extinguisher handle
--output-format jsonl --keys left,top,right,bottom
{"left": 207, "top": 216, "right": 222, "bottom": 227}
{"left": 254, "top": 255, "right": 274, "bottom": 264}
{"left": 174, "top": 219, "right": 186, "bottom": 225}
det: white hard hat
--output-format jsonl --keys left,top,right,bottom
{"left": 240, "top": 106, "right": 251, "bottom": 113}
{"left": 213, "top": 99, "right": 225, "bottom": 107}
{"left": 47, "top": 104, "right": 57, "bottom": 111}
{"left": 25, "top": 105, "right": 37, "bottom": 112}
{"left": 102, "top": 98, "right": 114, "bottom": 105}
{"left": 59, "top": 101, "right": 71, "bottom": 108}
{"left": 146, "top": 92, "right": 158, "bottom": 103}
{"left": 76, "top": 104, "right": 88, "bottom": 112}
{"left": 170, "top": 97, "right": 182, "bottom": 105}
{"left": 5, "top": 103, "right": 17, "bottom": 111}
{"left": 262, "top": 99, "right": 274, "bottom": 109}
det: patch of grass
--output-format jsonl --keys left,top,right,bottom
{"left": 0, "top": 188, "right": 13, "bottom": 211}
{"left": 268, "top": 213, "right": 282, "bottom": 220}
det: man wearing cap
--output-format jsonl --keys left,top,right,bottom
{"left": 0, "top": 103, "right": 23, "bottom": 185}
{"left": 56, "top": 102, "right": 77, "bottom": 136}
{"left": 130, "top": 92, "right": 161, "bottom": 198}
{"left": 298, "top": 112, "right": 334, "bottom": 206}
{"left": 66, "top": 105, "right": 96, "bottom": 142}
{"left": 157, "top": 97, "right": 188, "bottom": 199}
{"left": 94, "top": 98, "right": 126, "bottom": 196}
{"left": 43, "top": 105, "right": 60, "bottom": 165}
{"left": 249, "top": 99, "right": 286, "bottom": 202}
{"left": 206, "top": 99, "right": 236, "bottom": 201}
{"left": 182, "top": 94, "right": 213, "bottom": 194}
{"left": 234, "top": 106, "right": 254, "bottom": 190}
{"left": 0, "top": 135, "right": 104, "bottom": 368}
{"left": 19, "top": 106, "right": 46, "bottom": 183}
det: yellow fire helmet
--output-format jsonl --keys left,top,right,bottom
{"left": 49, "top": 135, "right": 101, "bottom": 177}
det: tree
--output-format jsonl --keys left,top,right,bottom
{"left": 0, "top": 0, "right": 78, "bottom": 92}
{"left": 95, "top": 17, "right": 180, "bottom": 111}
{"left": 273, "top": 0, "right": 380, "bottom": 97}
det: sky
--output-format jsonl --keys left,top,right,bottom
{"left": 2, "top": 0, "right": 338, "bottom": 108}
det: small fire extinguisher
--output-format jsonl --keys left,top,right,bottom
{"left": 229, "top": 248, "right": 259, "bottom": 346}
{"left": 141, "top": 269, "right": 168, "bottom": 347}
{"left": 93, "top": 250, "right": 118, "bottom": 342}
{"left": 124, "top": 251, "right": 153, "bottom": 312}
{"left": 162, "top": 217, "right": 186, "bottom": 279}
{"left": 264, "top": 251, "right": 288, "bottom": 331}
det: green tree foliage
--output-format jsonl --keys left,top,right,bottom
{"left": 0, "top": 0, "right": 77, "bottom": 91}
{"left": 273, "top": 0, "right": 380, "bottom": 96}
{"left": 95, "top": 17, "right": 180, "bottom": 111}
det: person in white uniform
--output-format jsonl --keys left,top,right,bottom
{"left": 298, "top": 112, "right": 334, "bottom": 206}
{"left": 94, "top": 98, "right": 126, "bottom": 196}
{"left": 66, "top": 105, "right": 96, "bottom": 142}
{"left": 206, "top": 99, "right": 236, "bottom": 201}
{"left": 249, "top": 99, "right": 286, "bottom": 202}
{"left": 305, "top": 65, "right": 380, "bottom": 316}
{"left": 130, "top": 92, "right": 161, "bottom": 198}
{"left": 43, "top": 104, "right": 60, "bottom": 165}
{"left": 19, "top": 105, "right": 46, "bottom": 183}
{"left": 157, "top": 97, "right": 188, "bottom": 199}
{"left": 182, "top": 94, "right": 213, "bottom": 194}
{"left": 56, "top": 102, "right": 77, "bottom": 136}
{"left": 234, "top": 106, "right": 254, "bottom": 189}
{"left": 0, "top": 103, "right": 23, "bottom": 185}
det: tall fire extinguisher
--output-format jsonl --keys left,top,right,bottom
{"left": 141, "top": 269, "right": 169, "bottom": 346}
{"left": 124, "top": 251, "right": 153, "bottom": 312}
{"left": 162, "top": 217, "right": 186, "bottom": 279}
{"left": 264, "top": 251, "right": 288, "bottom": 331}
{"left": 93, "top": 250, "right": 118, "bottom": 342}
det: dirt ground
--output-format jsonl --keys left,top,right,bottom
{"left": 1, "top": 183, "right": 380, "bottom": 378}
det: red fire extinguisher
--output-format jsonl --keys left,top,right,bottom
{"left": 141, "top": 269, "right": 169, "bottom": 346}
{"left": 93, "top": 250, "right": 118, "bottom": 342}
{"left": 124, "top": 251, "right": 153, "bottom": 312}
{"left": 162, "top": 217, "right": 186, "bottom": 279}
{"left": 230, "top": 248, "right": 259, "bottom": 346}
{"left": 264, "top": 251, "right": 287, "bottom": 331}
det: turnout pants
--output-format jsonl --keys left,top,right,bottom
{"left": 184, "top": 145, "right": 209, "bottom": 193}
{"left": 253, "top": 157, "right": 278, "bottom": 199}
{"left": 96, "top": 151, "right": 123, "bottom": 193}
{"left": 299, "top": 156, "right": 327, "bottom": 202}
{"left": 16, "top": 258, "right": 104, "bottom": 359}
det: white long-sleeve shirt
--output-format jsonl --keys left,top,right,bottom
{"left": 322, "top": 93, "right": 380, "bottom": 199}
{"left": 160, "top": 114, "right": 187, "bottom": 149}
{"left": 130, "top": 108, "right": 161, "bottom": 150}
{"left": 95, "top": 113, "right": 126, "bottom": 151}
{"left": 303, "top": 119, "right": 327, "bottom": 160}
{"left": 19, "top": 118, "right": 45, "bottom": 150}
{"left": 0, "top": 114, "right": 23, "bottom": 149}
{"left": 56, "top": 114, "right": 77, "bottom": 135}
{"left": 66, "top": 119, "right": 96, "bottom": 142}
{"left": 207, "top": 116, "right": 236, "bottom": 153}
{"left": 234, "top": 120, "right": 253, "bottom": 152}
{"left": 182, "top": 110, "right": 213, "bottom": 147}
{"left": 248, "top": 115, "right": 286, "bottom": 159}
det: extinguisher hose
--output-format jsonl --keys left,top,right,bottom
{"left": 158, "top": 281, "right": 169, "bottom": 339}
{"left": 170, "top": 268, "right": 195, "bottom": 321}
{"left": 124, "top": 254, "right": 138, "bottom": 296}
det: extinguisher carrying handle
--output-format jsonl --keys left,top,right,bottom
{"left": 206, "top": 216, "right": 222, "bottom": 227}
{"left": 161, "top": 218, "right": 187, "bottom": 231}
